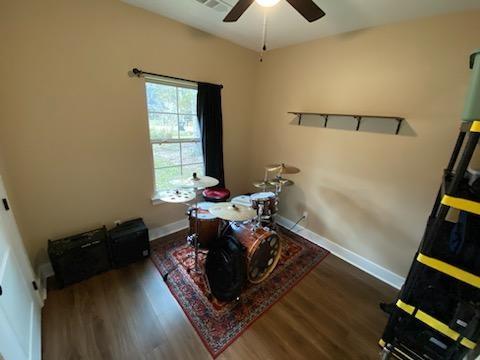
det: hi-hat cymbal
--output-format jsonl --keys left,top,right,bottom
{"left": 252, "top": 180, "right": 273, "bottom": 188}
{"left": 265, "top": 163, "right": 300, "bottom": 174}
{"left": 170, "top": 173, "right": 219, "bottom": 189}
{"left": 280, "top": 165, "right": 300, "bottom": 175}
{"left": 268, "top": 178, "right": 295, "bottom": 187}
{"left": 209, "top": 202, "right": 256, "bottom": 222}
{"left": 158, "top": 189, "right": 196, "bottom": 203}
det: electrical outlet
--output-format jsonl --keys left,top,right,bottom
{"left": 114, "top": 220, "right": 122, "bottom": 226}
{"left": 303, "top": 211, "right": 308, "bottom": 221}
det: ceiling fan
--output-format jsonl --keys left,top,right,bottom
{"left": 223, "top": 0, "right": 325, "bottom": 23}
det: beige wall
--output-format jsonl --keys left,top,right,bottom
{"left": 0, "top": 0, "right": 257, "bottom": 266}
{"left": 1, "top": 0, "right": 479, "bottom": 279}
{"left": 250, "top": 10, "right": 480, "bottom": 277}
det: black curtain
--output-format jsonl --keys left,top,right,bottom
{"left": 197, "top": 83, "right": 225, "bottom": 187}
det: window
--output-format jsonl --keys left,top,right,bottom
{"left": 145, "top": 79, "right": 204, "bottom": 192}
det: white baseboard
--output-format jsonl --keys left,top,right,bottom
{"left": 37, "top": 262, "right": 53, "bottom": 302}
{"left": 148, "top": 218, "right": 188, "bottom": 241}
{"left": 38, "top": 215, "right": 403, "bottom": 300}
{"left": 276, "top": 215, "right": 405, "bottom": 290}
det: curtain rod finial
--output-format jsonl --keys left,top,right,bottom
{"left": 129, "top": 68, "right": 142, "bottom": 77}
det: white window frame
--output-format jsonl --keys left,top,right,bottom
{"left": 144, "top": 76, "right": 204, "bottom": 203}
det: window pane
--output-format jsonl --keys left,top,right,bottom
{"left": 145, "top": 82, "right": 177, "bottom": 113}
{"left": 155, "top": 166, "right": 181, "bottom": 190}
{"left": 182, "top": 142, "right": 203, "bottom": 165}
{"left": 177, "top": 87, "right": 197, "bottom": 114}
{"left": 182, "top": 163, "right": 204, "bottom": 178}
{"left": 179, "top": 115, "right": 200, "bottom": 139}
{"left": 149, "top": 113, "right": 178, "bottom": 140}
{"left": 152, "top": 143, "right": 181, "bottom": 168}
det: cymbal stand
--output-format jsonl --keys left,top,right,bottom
{"left": 262, "top": 168, "right": 269, "bottom": 192}
{"left": 186, "top": 187, "right": 203, "bottom": 274}
{"left": 162, "top": 188, "right": 203, "bottom": 282}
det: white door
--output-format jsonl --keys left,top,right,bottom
{"left": 0, "top": 176, "right": 41, "bottom": 360}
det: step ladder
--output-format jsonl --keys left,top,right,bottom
{"left": 379, "top": 49, "right": 480, "bottom": 360}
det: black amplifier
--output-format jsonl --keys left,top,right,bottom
{"left": 108, "top": 218, "right": 150, "bottom": 267}
{"left": 48, "top": 227, "right": 110, "bottom": 288}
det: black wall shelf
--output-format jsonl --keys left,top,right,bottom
{"left": 288, "top": 112, "right": 404, "bottom": 135}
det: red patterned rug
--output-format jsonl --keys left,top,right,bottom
{"left": 150, "top": 226, "right": 329, "bottom": 358}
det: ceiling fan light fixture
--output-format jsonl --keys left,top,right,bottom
{"left": 255, "top": 0, "right": 280, "bottom": 7}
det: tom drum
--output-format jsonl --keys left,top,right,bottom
{"left": 188, "top": 202, "right": 220, "bottom": 249}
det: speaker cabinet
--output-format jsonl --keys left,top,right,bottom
{"left": 108, "top": 218, "right": 150, "bottom": 267}
{"left": 48, "top": 227, "right": 110, "bottom": 288}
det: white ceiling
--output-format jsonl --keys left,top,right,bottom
{"left": 122, "top": 0, "right": 480, "bottom": 51}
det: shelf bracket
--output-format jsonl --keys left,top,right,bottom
{"left": 298, "top": 114, "right": 303, "bottom": 125}
{"left": 355, "top": 116, "right": 362, "bottom": 131}
{"left": 395, "top": 118, "right": 403, "bottom": 135}
{"left": 324, "top": 115, "right": 329, "bottom": 128}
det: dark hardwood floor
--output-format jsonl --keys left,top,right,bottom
{"left": 42, "top": 229, "right": 397, "bottom": 360}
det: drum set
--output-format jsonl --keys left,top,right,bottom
{"left": 158, "top": 163, "right": 300, "bottom": 301}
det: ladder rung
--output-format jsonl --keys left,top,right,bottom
{"left": 470, "top": 120, "right": 480, "bottom": 133}
{"left": 417, "top": 253, "right": 480, "bottom": 288}
{"left": 441, "top": 194, "right": 480, "bottom": 215}
{"left": 396, "top": 300, "right": 477, "bottom": 350}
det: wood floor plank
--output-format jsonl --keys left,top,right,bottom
{"left": 42, "top": 230, "right": 397, "bottom": 360}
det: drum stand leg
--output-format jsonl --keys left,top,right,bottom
{"left": 188, "top": 192, "right": 203, "bottom": 275}
{"left": 162, "top": 263, "right": 179, "bottom": 282}
{"left": 203, "top": 270, "right": 213, "bottom": 301}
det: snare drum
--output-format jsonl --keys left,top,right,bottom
{"left": 231, "top": 223, "right": 282, "bottom": 284}
{"left": 188, "top": 202, "right": 220, "bottom": 249}
{"left": 230, "top": 195, "right": 252, "bottom": 208}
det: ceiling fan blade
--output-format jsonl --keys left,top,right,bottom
{"left": 223, "top": 0, "right": 255, "bottom": 22}
{"left": 285, "top": 0, "right": 326, "bottom": 22}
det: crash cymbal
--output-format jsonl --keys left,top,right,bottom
{"left": 209, "top": 202, "right": 256, "bottom": 222}
{"left": 265, "top": 163, "right": 300, "bottom": 174}
{"left": 158, "top": 189, "right": 196, "bottom": 203}
{"left": 268, "top": 178, "right": 295, "bottom": 187}
{"left": 265, "top": 163, "right": 282, "bottom": 172}
{"left": 170, "top": 173, "right": 219, "bottom": 189}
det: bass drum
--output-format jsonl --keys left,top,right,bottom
{"left": 205, "top": 235, "right": 246, "bottom": 302}
{"left": 231, "top": 223, "right": 282, "bottom": 284}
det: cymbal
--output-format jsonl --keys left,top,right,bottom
{"left": 170, "top": 173, "right": 219, "bottom": 189}
{"left": 158, "top": 189, "right": 196, "bottom": 203}
{"left": 265, "top": 163, "right": 283, "bottom": 172}
{"left": 209, "top": 202, "right": 256, "bottom": 222}
{"left": 280, "top": 165, "right": 300, "bottom": 175}
{"left": 252, "top": 180, "right": 273, "bottom": 188}
{"left": 265, "top": 163, "right": 300, "bottom": 174}
{"left": 268, "top": 178, "right": 294, "bottom": 187}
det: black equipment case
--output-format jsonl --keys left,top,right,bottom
{"left": 107, "top": 218, "right": 150, "bottom": 267}
{"left": 205, "top": 234, "right": 246, "bottom": 302}
{"left": 48, "top": 227, "right": 110, "bottom": 288}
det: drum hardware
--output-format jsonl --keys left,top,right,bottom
{"left": 209, "top": 203, "right": 257, "bottom": 222}
{"left": 161, "top": 173, "right": 221, "bottom": 281}
{"left": 170, "top": 172, "right": 219, "bottom": 189}
{"left": 187, "top": 202, "right": 220, "bottom": 250}
{"left": 265, "top": 163, "right": 301, "bottom": 175}
{"left": 158, "top": 189, "right": 196, "bottom": 203}
{"left": 230, "top": 195, "right": 252, "bottom": 207}
{"left": 230, "top": 222, "right": 282, "bottom": 284}
{"left": 252, "top": 180, "right": 271, "bottom": 189}
{"left": 267, "top": 177, "right": 295, "bottom": 188}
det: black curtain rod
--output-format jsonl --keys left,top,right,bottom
{"left": 130, "top": 68, "right": 223, "bottom": 89}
